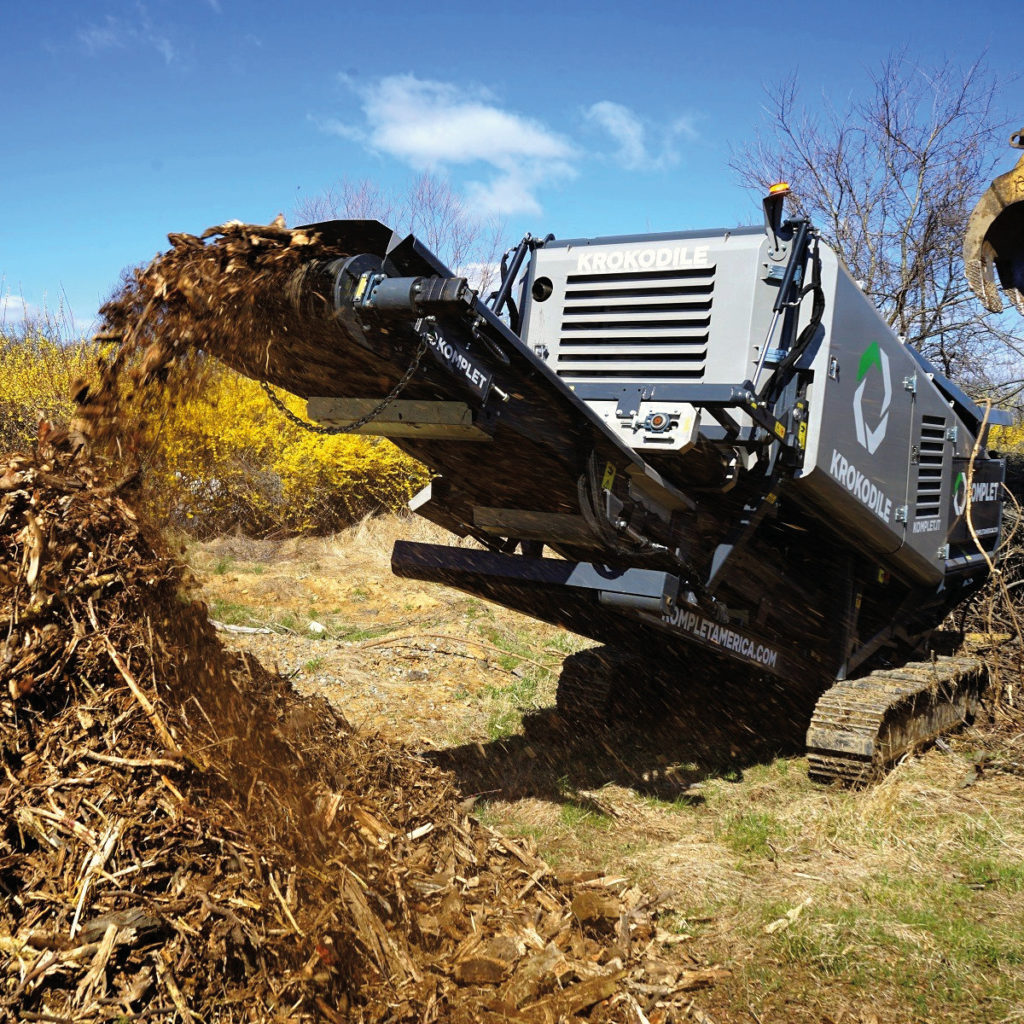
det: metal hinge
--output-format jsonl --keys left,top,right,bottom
{"left": 894, "top": 505, "right": 909, "bottom": 523}
{"left": 945, "top": 426, "right": 958, "bottom": 443}
{"left": 937, "top": 543, "right": 950, "bottom": 560}
{"left": 902, "top": 374, "right": 917, "bottom": 394}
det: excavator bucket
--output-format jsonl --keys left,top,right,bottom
{"left": 963, "top": 130, "right": 1024, "bottom": 315}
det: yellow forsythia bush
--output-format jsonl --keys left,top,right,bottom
{"left": 990, "top": 423, "right": 1024, "bottom": 452}
{"left": 0, "top": 331, "right": 429, "bottom": 536}
{"left": 0, "top": 331, "right": 101, "bottom": 446}
{"left": 140, "top": 363, "right": 429, "bottom": 536}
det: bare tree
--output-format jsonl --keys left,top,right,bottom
{"left": 294, "top": 178, "right": 399, "bottom": 227}
{"left": 293, "top": 173, "right": 504, "bottom": 293}
{"left": 733, "top": 53, "right": 1023, "bottom": 400}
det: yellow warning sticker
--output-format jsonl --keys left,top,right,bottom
{"left": 798, "top": 421, "right": 807, "bottom": 448}
{"left": 601, "top": 462, "right": 617, "bottom": 491}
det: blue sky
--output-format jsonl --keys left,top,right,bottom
{"left": 2, "top": 0, "right": 1020, "bottom": 333}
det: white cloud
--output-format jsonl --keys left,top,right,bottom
{"left": 458, "top": 261, "right": 501, "bottom": 295}
{"left": 317, "top": 117, "right": 366, "bottom": 145}
{"left": 357, "top": 75, "right": 572, "bottom": 167}
{"left": 78, "top": 9, "right": 178, "bottom": 66}
{"left": 586, "top": 101, "right": 647, "bottom": 170}
{"left": 465, "top": 172, "right": 546, "bottom": 219}
{"left": 152, "top": 36, "right": 176, "bottom": 65}
{"left": 671, "top": 115, "right": 699, "bottom": 142}
{"left": 79, "top": 17, "right": 126, "bottom": 54}
{"left": 1, "top": 291, "right": 97, "bottom": 337}
{"left": 585, "top": 101, "right": 699, "bottom": 171}
{"left": 325, "top": 74, "right": 577, "bottom": 216}
{"left": 0, "top": 293, "right": 33, "bottom": 326}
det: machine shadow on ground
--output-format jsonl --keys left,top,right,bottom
{"left": 428, "top": 666, "right": 823, "bottom": 808}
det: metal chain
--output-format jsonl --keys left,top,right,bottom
{"left": 259, "top": 337, "right": 428, "bottom": 435}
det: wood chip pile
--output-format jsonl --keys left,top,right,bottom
{"left": 1, "top": 222, "right": 725, "bottom": 1022}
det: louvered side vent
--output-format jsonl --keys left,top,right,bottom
{"left": 555, "top": 267, "right": 714, "bottom": 381}
{"left": 916, "top": 415, "right": 946, "bottom": 517}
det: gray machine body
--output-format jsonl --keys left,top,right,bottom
{"left": 519, "top": 226, "right": 1006, "bottom": 590}
{"left": 294, "top": 212, "right": 1006, "bottom": 684}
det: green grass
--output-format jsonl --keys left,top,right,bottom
{"left": 260, "top": 612, "right": 399, "bottom": 643}
{"left": 483, "top": 670, "right": 544, "bottom": 739}
{"left": 474, "top": 802, "right": 545, "bottom": 844}
{"left": 639, "top": 785, "right": 703, "bottom": 814}
{"left": 275, "top": 611, "right": 301, "bottom": 633}
{"left": 463, "top": 598, "right": 492, "bottom": 623}
{"left": 474, "top": 803, "right": 574, "bottom": 869}
{"left": 760, "top": 874, "right": 1024, "bottom": 1015}
{"left": 207, "top": 597, "right": 261, "bottom": 626}
{"left": 482, "top": 672, "right": 540, "bottom": 705}
{"left": 467, "top": 621, "right": 563, "bottom": 739}
{"left": 558, "top": 801, "right": 613, "bottom": 832}
{"left": 697, "top": 763, "right": 1024, "bottom": 1023}
{"left": 543, "top": 632, "right": 589, "bottom": 656}
{"left": 957, "top": 856, "right": 1024, "bottom": 892}
{"left": 717, "top": 809, "right": 788, "bottom": 859}
{"left": 479, "top": 626, "right": 531, "bottom": 669}
{"left": 485, "top": 707, "right": 521, "bottom": 740}
{"left": 334, "top": 623, "right": 398, "bottom": 642}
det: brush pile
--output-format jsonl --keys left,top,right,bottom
{"left": 1, "top": 226, "right": 723, "bottom": 1021}
{"left": 958, "top": 480, "right": 1024, "bottom": 719}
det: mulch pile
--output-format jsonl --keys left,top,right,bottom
{"left": 1, "top": 221, "right": 725, "bottom": 1022}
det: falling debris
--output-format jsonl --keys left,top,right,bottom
{"left": 81, "top": 220, "right": 373, "bottom": 437}
{"left": 1, "top": 223, "right": 725, "bottom": 1021}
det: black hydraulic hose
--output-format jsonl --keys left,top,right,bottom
{"left": 489, "top": 235, "right": 533, "bottom": 327}
{"left": 758, "top": 235, "right": 825, "bottom": 405}
{"left": 772, "top": 221, "right": 810, "bottom": 314}
{"left": 577, "top": 455, "right": 628, "bottom": 554}
{"left": 576, "top": 451, "right": 701, "bottom": 578}
{"left": 488, "top": 232, "right": 555, "bottom": 333}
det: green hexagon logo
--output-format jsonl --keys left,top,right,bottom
{"left": 853, "top": 342, "right": 892, "bottom": 455}
{"left": 952, "top": 471, "right": 968, "bottom": 517}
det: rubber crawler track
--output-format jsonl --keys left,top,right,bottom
{"left": 805, "top": 656, "right": 987, "bottom": 785}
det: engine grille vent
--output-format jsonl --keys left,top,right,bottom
{"left": 915, "top": 415, "right": 947, "bottom": 517}
{"left": 555, "top": 266, "right": 715, "bottom": 381}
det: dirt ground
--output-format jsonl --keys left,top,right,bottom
{"left": 189, "top": 517, "right": 1024, "bottom": 1024}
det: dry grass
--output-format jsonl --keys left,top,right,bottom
{"left": 444, "top": 683, "right": 1024, "bottom": 1023}
{"left": 188, "top": 516, "right": 1024, "bottom": 1023}
{"left": 187, "top": 514, "right": 579, "bottom": 747}
{"left": 325, "top": 508, "right": 480, "bottom": 569}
